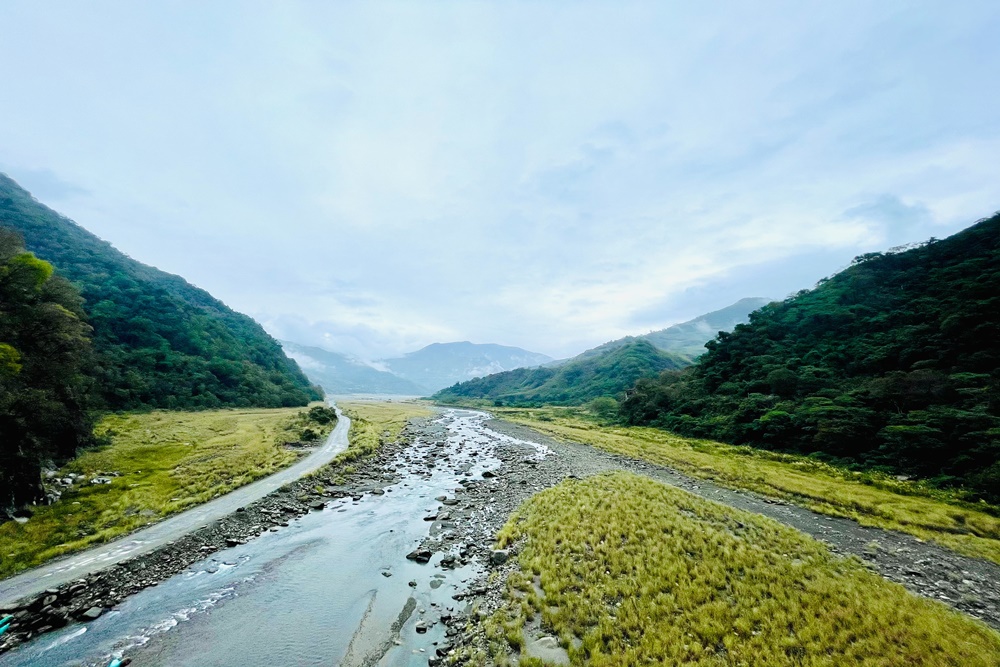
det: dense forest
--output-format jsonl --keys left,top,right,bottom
{"left": 434, "top": 339, "right": 687, "bottom": 406}
{"left": 0, "top": 230, "right": 95, "bottom": 507}
{"left": 621, "top": 215, "right": 1000, "bottom": 501}
{"left": 0, "top": 174, "right": 320, "bottom": 411}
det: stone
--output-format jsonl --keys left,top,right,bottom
{"left": 490, "top": 550, "right": 510, "bottom": 566}
{"left": 406, "top": 549, "right": 433, "bottom": 564}
{"left": 79, "top": 607, "right": 105, "bottom": 621}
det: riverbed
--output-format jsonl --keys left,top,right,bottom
{"left": 0, "top": 410, "right": 523, "bottom": 667}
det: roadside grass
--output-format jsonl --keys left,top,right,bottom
{"left": 492, "top": 406, "right": 1000, "bottom": 566}
{"left": 332, "top": 401, "right": 434, "bottom": 471}
{"left": 0, "top": 405, "right": 335, "bottom": 579}
{"left": 473, "top": 472, "right": 1000, "bottom": 666}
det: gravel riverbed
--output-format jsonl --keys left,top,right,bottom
{"left": 3, "top": 408, "right": 998, "bottom": 664}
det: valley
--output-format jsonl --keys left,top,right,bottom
{"left": 2, "top": 403, "right": 999, "bottom": 666}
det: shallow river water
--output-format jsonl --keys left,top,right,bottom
{"left": 1, "top": 410, "right": 526, "bottom": 667}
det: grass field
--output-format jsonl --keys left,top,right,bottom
{"left": 473, "top": 472, "right": 1000, "bottom": 666}
{"left": 335, "top": 401, "right": 433, "bottom": 468}
{"left": 492, "top": 406, "right": 1000, "bottom": 566}
{"left": 0, "top": 405, "right": 335, "bottom": 579}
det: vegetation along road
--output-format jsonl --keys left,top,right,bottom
{"left": 0, "top": 406, "right": 350, "bottom": 608}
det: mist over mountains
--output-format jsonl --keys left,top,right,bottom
{"left": 281, "top": 340, "right": 553, "bottom": 395}
{"left": 286, "top": 298, "right": 769, "bottom": 398}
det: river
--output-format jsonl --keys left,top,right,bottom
{"left": 0, "top": 409, "right": 530, "bottom": 667}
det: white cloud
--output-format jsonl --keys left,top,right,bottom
{"left": 1, "top": 1, "right": 998, "bottom": 358}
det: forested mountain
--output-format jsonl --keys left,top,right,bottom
{"left": 0, "top": 174, "right": 320, "bottom": 410}
{"left": 622, "top": 214, "right": 1000, "bottom": 501}
{"left": 381, "top": 342, "right": 552, "bottom": 393}
{"left": 433, "top": 339, "right": 686, "bottom": 406}
{"left": 570, "top": 297, "right": 771, "bottom": 365}
{"left": 0, "top": 230, "right": 95, "bottom": 508}
{"left": 281, "top": 341, "right": 424, "bottom": 395}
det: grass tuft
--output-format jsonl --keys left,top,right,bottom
{"left": 495, "top": 406, "right": 1000, "bottom": 565}
{"left": 480, "top": 472, "right": 1000, "bottom": 666}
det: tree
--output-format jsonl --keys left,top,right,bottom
{"left": 0, "top": 228, "right": 95, "bottom": 511}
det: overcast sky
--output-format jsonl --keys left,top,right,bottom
{"left": 1, "top": 1, "right": 998, "bottom": 360}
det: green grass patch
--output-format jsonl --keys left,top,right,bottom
{"left": 476, "top": 472, "right": 1000, "bottom": 666}
{"left": 493, "top": 406, "right": 1000, "bottom": 565}
{"left": 331, "top": 401, "right": 433, "bottom": 468}
{"left": 0, "top": 405, "right": 336, "bottom": 579}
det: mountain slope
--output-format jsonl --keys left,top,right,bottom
{"left": 280, "top": 341, "right": 424, "bottom": 395}
{"left": 568, "top": 297, "right": 771, "bottom": 365}
{"left": 0, "top": 173, "right": 320, "bottom": 410}
{"left": 622, "top": 214, "right": 1000, "bottom": 501}
{"left": 433, "top": 339, "right": 687, "bottom": 406}
{"left": 381, "top": 341, "right": 552, "bottom": 393}
{"left": 644, "top": 297, "right": 771, "bottom": 358}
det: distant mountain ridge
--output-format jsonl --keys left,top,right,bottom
{"left": 0, "top": 173, "right": 320, "bottom": 410}
{"left": 280, "top": 340, "right": 554, "bottom": 395}
{"left": 433, "top": 339, "right": 687, "bottom": 406}
{"left": 280, "top": 341, "right": 424, "bottom": 395}
{"left": 431, "top": 298, "right": 770, "bottom": 406}
{"left": 379, "top": 342, "right": 553, "bottom": 393}
{"left": 570, "top": 297, "right": 771, "bottom": 364}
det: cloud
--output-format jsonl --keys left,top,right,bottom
{"left": 0, "top": 1, "right": 998, "bottom": 359}
{"left": 2, "top": 167, "right": 89, "bottom": 201}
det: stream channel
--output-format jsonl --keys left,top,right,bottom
{"left": 1, "top": 410, "right": 526, "bottom": 667}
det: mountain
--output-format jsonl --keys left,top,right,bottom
{"left": 0, "top": 173, "right": 320, "bottom": 410}
{"left": 569, "top": 297, "right": 771, "bottom": 365}
{"left": 643, "top": 297, "right": 772, "bottom": 358}
{"left": 280, "top": 341, "right": 424, "bottom": 395}
{"left": 381, "top": 342, "right": 553, "bottom": 394}
{"left": 621, "top": 214, "right": 1000, "bottom": 501}
{"left": 433, "top": 339, "right": 687, "bottom": 406}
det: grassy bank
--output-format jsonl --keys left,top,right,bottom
{"left": 473, "top": 472, "right": 1000, "bottom": 666}
{"left": 335, "top": 401, "right": 433, "bottom": 468}
{"left": 491, "top": 406, "right": 1000, "bottom": 566}
{"left": 0, "top": 405, "right": 336, "bottom": 579}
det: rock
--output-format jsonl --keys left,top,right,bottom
{"left": 309, "top": 501, "right": 326, "bottom": 510}
{"left": 79, "top": 607, "right": 105, "bottom": 621}
{"left": 441, "top": 498, "right": 459, "bottom": 506}
{"left": 490, "top": 550, "right": 510, "bottom": 566}
{"left": 406, "top": 549, "right": 433, "bottom": 564}
{"left": 415, "top": 620, "right": 429, "bottom": 634}
{"left": 481, "top": 470, "right": 496, "bottom": 478}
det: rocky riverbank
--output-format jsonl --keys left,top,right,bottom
{"left": 4, "top": 408, "right": 999, "bottom": 664}
{"left": 0, "top": 420, "right": 421, "bottom": 656}
{"left": 425, "top": 415, "right": 1000, "bottom": 664}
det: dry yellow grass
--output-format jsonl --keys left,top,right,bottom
{"left": 495, "top": 407, "right": 1000, "bottom": 565}
{"left": 0, "top": 405, "right": 333, "bottom": 578}
{"left": 474, "top": 472, "right": 1000, "bottom": 666}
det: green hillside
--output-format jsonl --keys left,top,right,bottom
{"left": 621, "top": 214, "right": 1000, "bottom": 501}
{"left": 0, "top": 174, "right": 320, "bottom": 410}
{"left": 0, "top": 230, "right": 95, "bottom": 508}
{"left": 433, "top": 339, "right": 686, "bottom": 406}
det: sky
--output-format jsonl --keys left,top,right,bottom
{"left": 1, "top": 1, "right": 998, "bottom": 360}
